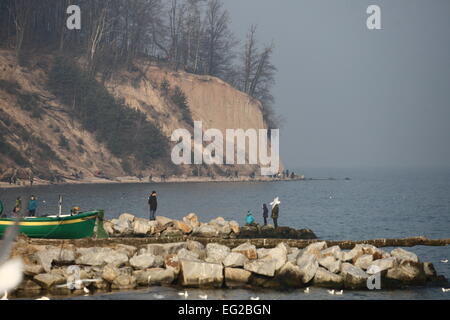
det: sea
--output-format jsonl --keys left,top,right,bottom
{"left": 1, "top": 166, "right": 449, "bottom": 300}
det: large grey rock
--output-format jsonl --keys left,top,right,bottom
{"left": 155, "top": 216, "right": 173, "bottom": 227}
{"left": 313, "top": 267, "right": 344, "bottom": 288}
{"left": 343, "top": 244, "right": 386, "bottom": 262}
{"left": 132, "top": 218, "right": 153, "bottom": 235}
{"left": 296, "top": 253, "right": 319, "bottom": 283}
{"left": 111, "top": 274, "right": 137, "bottom": 289}
{"left": 206, "top": 243, "right": 230, "bottom": 264}
{"left": 142, "top": 242, "right": 188, "bottom": 256}
{"left": 33, "top": 273, "right": 66, "bottom": 289}
{"left": 183, "top": 213, "right": 200, "bottom": 228}
{"left": 102, "top": 264, "right": 120, "bottom": 282}
{"left": 115, "top": 244, "right": 138, "bottom": 258}
{"left": 223, "top": 252, "right": 248, "bottom": 268}
{"left": 179, "top": 259, "right": 223, "bottom": 288}
{"left": 129, "top": 254, "right": 157, "bottom": 270}
{"left": 193, "top": 224, "right": 219, "bottom": 237}
{"left": 76, "top": 247, "right": 128, "bottom": 267}
{"left": 386, "top": 260, "right": 426, "bottom": 284}
{"left": 265, "top": 244, "right": 288, "bottom": 271}
{"left": 276, "top": 261, "right": 305, "bottom": 287}
{"left": 244, "top": 258, "right": 277, "bottom": 277}
{"left": 173, "top": 220, "right": 193, "bottom": 234}
{"left": 318, "top": 255, "right": 341, "bottom": 274}
{"left": 257, "top": 248, "right": 270, "bottom": 259}
{"left": 341, "top": 263, "right": 369, "bottom": 289}
{"left": 391, "top": 248, "right": 419, "bottom": 263}
{"left": 232, "top": 242, "right": 258, "bottom": 260}
{"left": 287, "top": 249, "right": 301, "bottom": 263}
{"left": 24, "top": 263, "right": 45, "bottom": 276}
{"left": 304, "top": 241, "right": 327, "bottom": 257}
{"left": 186, "top": 240, "right": 205, "bottom": 251}
{"left": 111, "top": 218, "right": 133, "bottom": 235}
{"left": 367, "top": 257, "right": 397, "bottom": 274}
{"left": 161, "top": 227, "right": 183, "bottom": 237}
{"left": 177, "top": 248, "right": 200, "bottom": 261}
{"left": 320, "top": 246, "right": 343, "bottom": 261}
{"left": 134, "top": 268, "right": 175, "bottom": 286}
{"left": 224, "top": 268, "right": 251, "bottom": 288}
{"left": 34, "top": 248, "right": 76, "bottom": 273}
{"left": 229, "top": 220, "right": 240, "bottom": 234}
{"left": 103, "top": 221, "right": 114, "bottom": 235}
{"left": 423, "top": 262, "right": 437, "bottom": 281}
{"left": 354, "top": 254, "right": 374, "bottom": 270}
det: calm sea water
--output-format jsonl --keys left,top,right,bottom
{"left": 2, "top": 167, "right": 450, "bottom": 300}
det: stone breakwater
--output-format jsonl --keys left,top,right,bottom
{"left": 104, "top": 213, "right": 317, "bottom": 240}
{"left": 10, "top": 235, "right": 447, "bottom": 297}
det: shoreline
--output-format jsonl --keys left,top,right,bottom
{"left": 0, "top": 175, "right": 312, "bottom": 189}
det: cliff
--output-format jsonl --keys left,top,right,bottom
{"left": 0, "top": 50, "right": 271, "bottom": 184}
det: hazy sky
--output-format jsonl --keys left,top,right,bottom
{"left": 224, "top": 0, "right": 450, "bottom": 169}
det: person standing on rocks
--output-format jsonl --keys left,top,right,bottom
{"left": 245, "top": 210, "right": 256, "bottom": 226}
{"left": 148, "top": 191, "right": 157, "bottom": 221}
{"left": 27, "top": 195, "right": 38, "bottom": 217}
{"left": 262, "top": 203, "right": 269, "bottom": 226}
{"left": 13, "top": 196, "right": 22, "bottom": 216}
{"left": 270, "top": 197, "right": 280, "bottom": 228}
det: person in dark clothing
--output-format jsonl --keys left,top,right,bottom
{"left": 28, "top": 195, "right": 38, "bottom": 217}
{"left": 13, "top": 197, "right": 22, "bottom": 216}
{"left": 148, "top": 191, "right": 157, "bottom": 221}
{"left": 262, "top": 204, "right": 269, "bottom": 226}
{"left": 270, "top": 197, "right": 280, "bottom": 228}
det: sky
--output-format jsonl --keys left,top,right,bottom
{"left": 223, "top": 0, "right": 450, "bottom": 169}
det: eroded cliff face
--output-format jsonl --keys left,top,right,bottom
{"left": 0, "top": 50, "right": 272, "bottom": 182}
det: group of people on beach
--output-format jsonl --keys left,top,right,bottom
{"left": 0, "top": 195, "right": 38, "bottom": 218}
{"left": 246, "top": 197, "right": 281, "bottom": 228}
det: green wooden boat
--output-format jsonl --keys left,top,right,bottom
{"left": 0, "top": 211, "right": 99, "bottom": 239}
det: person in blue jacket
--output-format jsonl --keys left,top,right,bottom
{"left": 245, "top": 210, "right": 256, "bottom": 226}
{"left": 28, "top": 195, "right": 38, "bottom": 217}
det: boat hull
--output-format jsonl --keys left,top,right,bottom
{"left": 0, "top": 211, "right": 98, "bottom": 239}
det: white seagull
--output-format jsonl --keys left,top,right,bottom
{"left": 440, "top": 259, "right": 448, "bottom": 263}
{"left": 304, "top": 287, "right": 310, "bottom": 294}
{"left": 335, "top": 290, "right": 344, "bottom": 295}
{"left": 198, "top": 294, "right": 208, "bottom": 300}
{"left": 442, "top": 288, "right": 450, "bottom": 293}
{"left": 327, "top": 289, "right": 335, "bottom": 295}
{"left": 178, "top": 290, "right": 189, "bottom": 298}
{"left": 250, "top": 296, "right": 260, "bottom": 300}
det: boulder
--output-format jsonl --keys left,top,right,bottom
{"left": 179, "top": 259, "right": 223, "bottom": 288}
{"left": 161, "top": 227, "right": 183, "bottom": 237}
{"left": 114, "top": 244, "right": 138, "bottom": 258}
{"left": 287, "top": 248, "right": 301, "bottom": 263}
{"left": 320, "top": 246, "right": 343, "bottom": 261}
{"left": 173, "top": 220, "right": 193, "bottom": 234}
{"left": 24, "top": 263, "right": 45, "bottom": 276}
{"left": 16, "top": 280, "right": 42, "bottom": 292}
{"left": 229, "top": 220, "right": 240, "bottom": 234}
{"left": 155, "top": 216, "right": 173, "bottom": 227}
{"left": 257, "top": 248, "right": 270, "bottom": 259}
{"left": 304, "top": 241, "right": 327, "bottom": 257}
{"left": 111, "top": 274, "right": 137, "bottom": 289}
{"left": 224, "top": 268, "right": 252, "bottom": 288}
{"left": 192, "top": 224, "right": 219, "bottom": 237}
{"left": 76, "top": 247, "right": 128, "bottom": 267}
{"left": 386, "top": 260, "right": 426, "bottom": 285}
{"left": 423, "top": 262, "right": 437, "bottom": 281}
{"left": 276, "top": 261, "right": 305, "bottom": 287}
{"left": 142, "top": 242, "right": 188, "bottom": 256}
{"left": 344, "top": 244, "right": 386, "bottom": 262}
{"left": 296, "top": 253, "right": 319, "bottom": 284}
{"left": 367, "top": 257, "right": 397, "bottom": 274}
{"left": 355, "top": 254, "right": 374, "bottom": 270}
{"left": 118, "top": 213, "right": 135, "bottom": 223}
{"left": 223, "top": 252, "right": 248, "bottom": 268}
{"left": 102, "top": 264, "right": 120, "bottom": 282}
{"left": 129, "top": 254, "right": 157, "bottom": 270}
{"left": 132, "top": 218, "right": 152, "bottom": 235}
{"left": 205, "top": 243, "right": 230, "bottom": 264}
{"left": 103, "top": 221, "right": 114, "bottom": 235}
{"left": 34, "top": 248, "right": 75, "bottom": 273}
{"left": 391, "top": 248, "right": 419, "bottom": 263}
{"left": 232, "top": 242, "right": 258, "bottom": 260}
{"left": 183, "top": 213, "right": 200, "bottom": 228}
{"left": 177, "top": 248, "right": 200, "bottom": 261}
{"left": 244, "top": 258, "right": 277, "bottom": 277}
{"left": 313, "top": 267, "right": 344, "bottom": 288}
{"left": 264, "top": 244, "right": 288, "bottom": 271}
{"left": 134, "top": 268, "right": 175, "bottom": 286}
{"left": 165, "top": 254, "right": 181, "bottom": 274}
{"left": 318, "top": 255, "right": 341, "bottom": 274}
{"left": 33, "top": 273, "right": 66, "bottom": 289}
{"left": 111, "top": 218, "right": 133, "bottom": 235}
{"left": 186, "top": 240, "right": 205, "bottom": 251}
{"left": 341, "top": 263, "right": 369, "bottom": 289}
